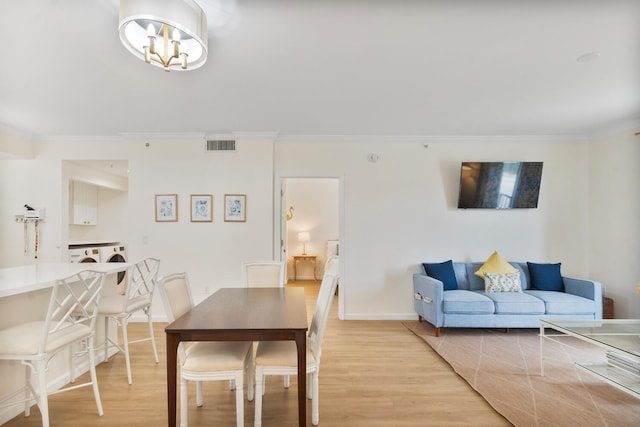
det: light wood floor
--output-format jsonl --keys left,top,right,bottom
{"left": 4, "top": 281, "right": 510, "bottom": 426}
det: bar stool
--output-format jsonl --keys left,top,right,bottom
{"left": 0, "top": 269, "right": 107, "bottom": 427}
{"left": 98, "top": 257, "right": 160, "bottom": 384}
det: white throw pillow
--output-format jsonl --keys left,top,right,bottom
{"left": 483, "top": 272, "right": 523, "bottom": 293}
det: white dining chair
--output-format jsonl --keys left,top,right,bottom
{"left": 98, "top": 257, "right": 160, "bottom": 384}
{"left": 0, "top": 269, "right": 106, "bottom": 427}
{"left": 253, "top": 272, "right": 339, "bottom": 427}
{"left": 241, "top": 260, "right": 289, "bottom": 388}
{"left": 241, "top": 261, "right": 285, "bottom": 288}
{"left": 157, "top": 272, "right": 253, "bottom": 427}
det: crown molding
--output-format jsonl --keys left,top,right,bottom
{"left": 275, "top": 134, "right": 588, "bottom": 144}
{"left": 43, "top": 131, "right": 281, "bottom": 143}
{"left": 39, "top": 132, "right": 209, "bottom": 143}
{"left": 231, "top": 131, "right": 279, "bottom": 141}
{"left": 39, "top": 135, "right": 126, "bottom": 143}
{"left": 35, "top": 132, "right": 592, "bottom": 145}
{"left": 119, "top": 132, "right": 206, "bottom": 142}
{"left": 205, "top": 132, "right": 279, "bottom": 142}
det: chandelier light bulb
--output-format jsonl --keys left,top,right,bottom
{"left": 171, "top": 28, "right": 181, "bottom": 58}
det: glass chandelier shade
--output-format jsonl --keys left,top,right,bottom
{"left": 119, "top": 0, "right": 208, "bottom": 71}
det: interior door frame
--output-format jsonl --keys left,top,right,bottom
{"left": 274, "top": 173, "right": 345, "bottom": 320}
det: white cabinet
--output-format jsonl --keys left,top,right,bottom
{"left": 70, "top": 181, "right": 98, "bottom": 225}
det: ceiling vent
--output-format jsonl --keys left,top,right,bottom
{"left": 206, "top": 139, "right": 236, "bottom": 152}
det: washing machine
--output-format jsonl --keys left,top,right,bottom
{"left": 69, "top": 247, "right": 101, "bottom": 263}
{"left": 99, "top": 244, "right": 127, "bottom": 263}
{"left": 100, "top": 244, "right": 128, "bottom": 293}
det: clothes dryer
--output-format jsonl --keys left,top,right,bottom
{"left": 100, "top": 244, "right": 128, "bottom": 294}
{"left": 99, "top": 244, "right": 127, "bottom": 263}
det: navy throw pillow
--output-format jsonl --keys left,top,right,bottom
{"left": 423, "top": 260, "right": 459, "bottom": 291}
{"left": 527, "top": 262, "right": 563, "bottom": 291}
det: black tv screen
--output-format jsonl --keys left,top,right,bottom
{"left": 457, "top": 162, "right": 543, "bottom": 209}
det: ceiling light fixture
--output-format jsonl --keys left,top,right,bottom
{"left": 119, "top": 0, "right": 208, "bottom": 71}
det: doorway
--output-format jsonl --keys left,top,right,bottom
{"left": 277, "top": 176, "right": 343, "bottom": 319}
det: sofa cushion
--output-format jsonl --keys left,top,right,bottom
{"left": 423, "top": 260, "right": 458, "bottom": 291}
{"left": 481, "top": 291, "right": 545, "bottom": 315}
{"left": 483, "top": 272, "right": 523, "bottom": 293}
{"left": 475, "top": 251, "right": 518, "bottom": 278}
{"left": 527, "top": 262, "right": 563, "bottom": 291}
{"left": 510, "top": 262, "right": 531, "bottom": 290}
{"left": 525, "top": 290, "right": 595, "bottom": 315}
{"left": 452, "top": 263, "right": 470, "bottom": 290}
{"left": 442, "top": 290, "right": 494, "bottom": 314}
{"left": 466, "top": 263, "right": 487, "bottom": 291}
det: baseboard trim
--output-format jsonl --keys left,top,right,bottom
{"left": 343, "top": 313, "right": 418, "bottom": 321}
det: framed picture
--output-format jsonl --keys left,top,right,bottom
{"left": 224, "top": 194, "right": 246, "bottom": 222}
{"left": 155, "top": 194, "right": 178, "bottom": 222}
{"left": 190, "top": 194, "right": 213, "bottom": 222}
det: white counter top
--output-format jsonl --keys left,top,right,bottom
{"left": 68, "top": 241, "right": 121, "bottom": 248}
{"left": 0, "top": 262, "right": 131, "bottom": 298}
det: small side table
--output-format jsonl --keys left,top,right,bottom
{"left": 603, "top": 297, "right": 614, "bottom": 319}
{"left": 293, "top": 255, "right": 317, "bottom": 280}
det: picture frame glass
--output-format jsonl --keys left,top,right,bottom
{"left": 191, "top": 195, "right": 213, "bottom": 222}
{"left": 224, "top": 194, "right": 246, "bottom": 222}
{"left": 155, "top": 194, "right": 178, "bottom": 222}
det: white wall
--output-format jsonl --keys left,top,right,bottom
{"left": 125, "top": 138, "right": 275, "bottom": 305}
{"left": 275, "top": 138, "right": 590, "bottom": 319}
{"left": 0, "top": 132, "right": 33, "bottom": 158}
{"left": 1, "top": 137, "right": 275, "bottom": 319}
{"left": 0, "top": 158, "right": 64, "bottom": 266}
{"left": 588, "top": 130, "right": 640, "bottom": 318}
{"left": 0, "top": 133, "right": 622, "bottom": 322}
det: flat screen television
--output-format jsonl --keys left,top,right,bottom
{"left": 457, "top": 162, "right": 543, "bottom": 209}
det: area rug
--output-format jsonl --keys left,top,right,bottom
{"left": 403, "top": 321, "right": 640, "bottom": 427}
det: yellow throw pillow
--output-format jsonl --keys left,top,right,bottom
{"left": 474, "top": 251, "right": 518, "bottom": 278}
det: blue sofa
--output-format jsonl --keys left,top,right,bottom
{"left": 413, "top": 261, "right": 603, "bottom": 337}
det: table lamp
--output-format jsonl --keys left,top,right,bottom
{"left": 297, "top": 232, "right": 310, "bottom": 255}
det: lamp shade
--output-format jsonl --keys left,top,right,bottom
{"left": 297, "top": 232, "right": 310, "bottom": 243}
{"left": 119, "top": 0, "right": 208, "bottom": 70}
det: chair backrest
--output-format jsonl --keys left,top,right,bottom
{"left": 242, "top": 261, "right": 285, "bottom": 288}
{"left": 125, "top": 257, "right": 161, "bottom": 308}
{"left": 157, "top": 272, "right": 194, "bottom": 323}
{"left": 156, "top": 272, "right": 193, "bottom": 362}
{"left": 41, "top": 269, "right": 106, "bottom": 354}
{"left": 308, "top": 272, "right": 339, "bottom": 362}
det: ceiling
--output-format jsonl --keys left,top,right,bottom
{"left": 1, "top": 0, "right": 639, "bottom": 142}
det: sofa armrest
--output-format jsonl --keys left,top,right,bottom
{"left": 563, "top": 276, "right": 603, "bottom": 319}
{"left": 413, "top": 273, "right": 444, "bottom": 327}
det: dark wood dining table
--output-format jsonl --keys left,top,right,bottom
{"left": 165, "top": 287, "right": 309, "bottom": 426}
